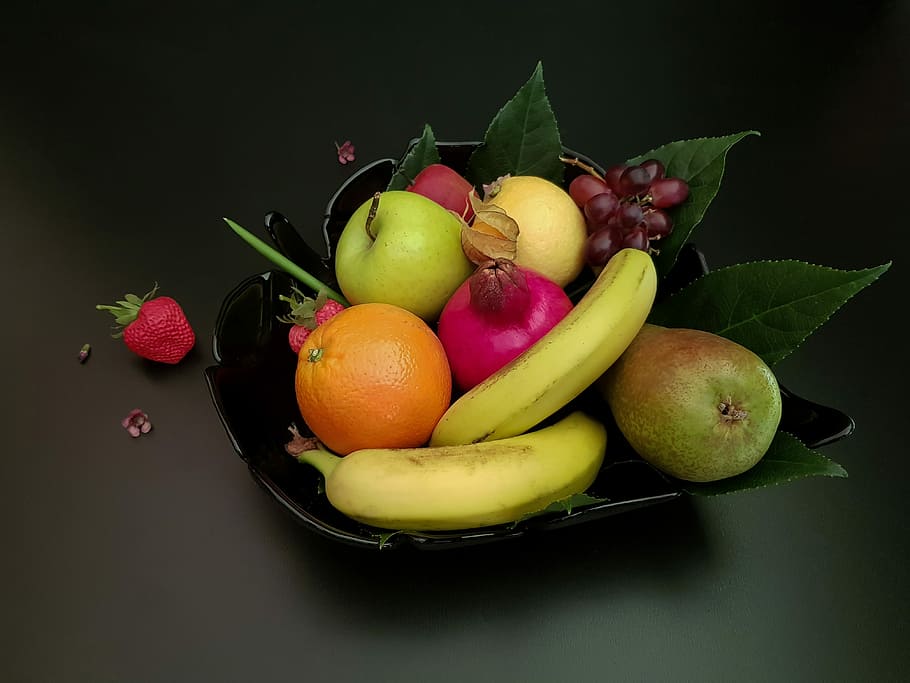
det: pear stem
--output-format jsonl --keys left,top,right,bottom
{"left": 296, "top": 445, "right": 342, "bottom": 480}
{"left": 364, "top": 192, "right": 381, "bottom": 241}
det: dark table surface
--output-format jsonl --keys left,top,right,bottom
{"left": 2, "top": 2, "right": 907, "bottom": 681}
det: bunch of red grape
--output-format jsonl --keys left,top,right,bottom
{"left": 568, "top": 160, "right": 690, "bottom": 268}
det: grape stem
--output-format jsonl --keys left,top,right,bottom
{"left": 559, "top": 155, "right": 605, "bottom": 181}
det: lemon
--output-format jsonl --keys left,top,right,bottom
{"left": 474, "top": 175, "right": 587, "bottom": 287}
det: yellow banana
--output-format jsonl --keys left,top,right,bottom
{"left": 294, "top": 411, "right": 607, "bottom": 531}
{"left": 430, "top": 248, "right": 658, "bottom": 447}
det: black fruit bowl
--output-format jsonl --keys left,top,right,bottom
{"left": 204, "top": 141, "right": 855, "bottom": 550}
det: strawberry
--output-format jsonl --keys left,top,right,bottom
{"left": 277, "top": 286, "right": 346, "bottom": 354}
{"left": 96, "top": 284, "right": 195, "bottom": 364}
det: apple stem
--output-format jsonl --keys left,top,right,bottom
{"left": 364, "top": 192, "right": 381, "bottom": 241}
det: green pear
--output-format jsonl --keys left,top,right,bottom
{"left": 334, "top": 190, "right": 475, "bottom": 322}
{"left": 599, "top": 324, "right": 782, "bottom": 482}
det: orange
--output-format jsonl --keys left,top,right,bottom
{"left": 294, "top": 302, "right": 452, "bottom": 455}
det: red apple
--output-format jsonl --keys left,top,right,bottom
{"left": 406, "top": 164, "right": 477, "bottom": 222}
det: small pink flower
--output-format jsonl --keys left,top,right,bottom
{"left": 122, "top": 409, "right": 152, "bottom": 438}
{"left": 335, "top": 140, "right": 355, "bottom": 165}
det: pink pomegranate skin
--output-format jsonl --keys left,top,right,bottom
{"left": 406, "top": 164, "right": 477, "bottom": 222}
{"left": 437, "top": 259, "right": 573, "bottom": 391}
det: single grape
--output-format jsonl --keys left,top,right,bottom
{"left": 584, "top": 225, "right": 624, "bottom": 267}
{"left": 603, "top": 212, "right": 623, "bottom": 232}
{"left": 569, "top": 174, "right": 610, "bottom": 207}
{"left": 583, "top": 191, "right": 619, "bottom": 228}
{"left": 616, "top": 201, "right": 644, "bottom": 230}
{"left": 643, "top": 208, "right": 673, "bottom": 239}
{"left": 604, "top": 164, "right": 627, "bottom": 195}
{"left": 622, "top": 224, "right": 650, "bottom": 251}
{"left": 619, "top": 165, "right": 652, "bottom": 196}
{"left": 641, "top": 158, "right": 665, "bottom": 182}
{"left": 650, "top": 177, "right": 690, "bottom": 208}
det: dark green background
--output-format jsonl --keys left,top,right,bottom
{"left": 2, "top": 2, "right": 907, "bottom": 681}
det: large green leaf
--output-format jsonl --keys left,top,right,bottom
{"left": 627, "top": 131, "right": 758, "bottom": 279}
{"left": 684, "top": 431, "right": 847, "bottom": 496}
{"left": 387, "top": 123, "right": 440, "bottom": 190}
{"left": 648, "top": 260, "right": 892, "bottom": 366}
{"left": 466, "top": 62, "right": 564, "bottom": 187}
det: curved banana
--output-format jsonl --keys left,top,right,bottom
{"left": 294, "top": 411, "right": 607, "bottom": 531}
{"left": 430, "top": 248, "right": 657, "bottom": 447}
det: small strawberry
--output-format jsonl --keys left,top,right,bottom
{"left": 277, "top": 286, "right": 346, "bottom": 354}
{"left": 96, "top": 283, "right": 195, "bottom": 364}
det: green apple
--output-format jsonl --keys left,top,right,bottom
{"left": 334, "top": 190, "right": 475, "bottom": 321}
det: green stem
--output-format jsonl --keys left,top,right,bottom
{"left": 295, "top": 446, "right": 342, "bottom": 480}
{"left": 559, "top": 155, "right": 605, "bottom": 181}
{"left": 222, "top": 217, "right": 350, "bottom": 306}
{"left": 364, "top": 192, "right": 381, "bottom": 241}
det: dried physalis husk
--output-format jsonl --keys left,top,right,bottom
{"left": 482, "top": 174, "right": 510, "bottom": 201}
{"left": 460, "top": 192, "right": 520, "bottom": 265}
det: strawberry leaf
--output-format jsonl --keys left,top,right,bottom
{"left": 683, "top": 431, "right": 847, "bottom": 496}
{"left": 387, "top": 124, "right": 440, "bottom": 191}
{"left": 466, "top": 62, "right": 564, "bottom": 187}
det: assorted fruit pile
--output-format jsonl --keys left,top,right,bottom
{"left": 260, "top": 157, "right": 783, "bottom": 533}
{"left": 222, "top": 65, "right": 888, "bottom": 539}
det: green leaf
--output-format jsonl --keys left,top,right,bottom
{"left": 684, "top": 431, "right": 847, "bottom": 496}
{"left": 466, "top": 62, "right": 564, "bottom": 187}
{"left": 648, "top": 260, "right": 892, "bottom": 366}
{"left": 516, "top": 492, "right": 607, "bottom": 525}
{"left": 377, "top": 530, "right": 402, "bottom": 548}
{"left": 541, "top": 491, "right": 606, "bottom": 514}
{"left": 387, "top": 124, "right": 440, "bottom": 190}
{"left": 627, "top": 131, "right": 759, "bottom": 279}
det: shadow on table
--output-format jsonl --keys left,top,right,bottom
{"left": 270, "top": 494, "right": 715, "bottom": 632}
